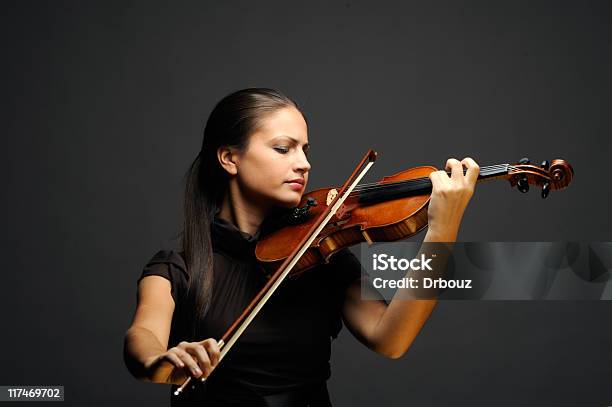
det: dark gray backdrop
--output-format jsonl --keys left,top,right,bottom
{"left": 2, "top": 1, "right": 611, "bottom": 406}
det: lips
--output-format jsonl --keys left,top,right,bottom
{"left": 286, "top": 178, "right": 305, "bottom": 185}
{"left": 286, "top": 178, "right": 305, "bottom": 191}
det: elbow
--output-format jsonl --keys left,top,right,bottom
{"left": 372, "top": 334, "right": 417, "bottom": 360}
{"left": 372, "top": 342, "right": 409, "bottom": 360}
{"left": 123, "top": 338, "right": 140, "bottom": 380}
{"left": 123, "top": 330, "right": 150, "bottom": 382}
{"left": 382, "top": 348, "right": 407, "bottom": 360}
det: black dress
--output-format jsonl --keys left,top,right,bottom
{"left": 137, "top": 213, "right": 363, "bottom": 406}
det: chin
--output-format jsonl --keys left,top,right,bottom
{"left": 277, "top": 194, "right": 302, "bottom": 208}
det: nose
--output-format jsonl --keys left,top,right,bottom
{"left": 295, "top": 150, "right": 311, "bottom": 174}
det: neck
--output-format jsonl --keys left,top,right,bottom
{"left": 354, "top": 164, "right": 511, "bottom": 205}
{"left": 217, "top": 180, "right": 271, "bottom": 236}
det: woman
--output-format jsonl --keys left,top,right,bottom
{"left": 123, "top": 88, "right": 479, "bottom": 406}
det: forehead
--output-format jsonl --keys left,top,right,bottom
{"left": 251, "top": 107, "right": 308, "bottom": 142}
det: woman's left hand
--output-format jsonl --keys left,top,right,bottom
{"left": 426, "top": 157, "right": 480, "bottom": 241}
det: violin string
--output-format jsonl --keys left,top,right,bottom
{"left": 349, "top": 169, "right": 514, "bottom": 196}
{"left": 348, "top": 164, "right": 519, "bottom": 195}
{"left": 348, "top": 167, "right": 521, "bottom": 197}
{"left": 350, "top": 164, "right": 515, "bottom": 191}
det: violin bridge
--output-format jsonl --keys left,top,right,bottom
{"left": 326, "top": 188, "right": 338, "bottom": 206}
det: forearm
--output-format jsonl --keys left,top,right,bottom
{"left": 370, "top": 226, "right": 456, "bottom": 358}
{"left": 123, "top": 326, "right": 166, "bottom": 381}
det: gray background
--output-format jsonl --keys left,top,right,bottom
{"left": 1, "top": 1, "right": 611, "bottom": 406}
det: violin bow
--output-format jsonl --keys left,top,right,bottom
{"left": 173, "top": 149, "right": 378, "bottom": 396}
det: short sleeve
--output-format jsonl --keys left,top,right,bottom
{"left": 137, "top": 249, "right": 189, "bottom": 306}
{"left": 328, "top": 247, "right": 364, "bottom": 291}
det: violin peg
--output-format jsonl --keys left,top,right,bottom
{"left": 519, "top": 157, "right": 530, "bottom": 165}
{"left": 540, "top": 160, "right": 550, "bottom": 170}
{"left": 517, "top": 176, "right": 529, "bottom": 193}
{"left": 541, "top": 182, "right": 550, "bottom": 199}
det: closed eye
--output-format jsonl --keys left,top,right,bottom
{"left": 274, "top": 147, "right": 289, "bottom": 154}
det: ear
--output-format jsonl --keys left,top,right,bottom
{"left": 217, "top": 146, "right": 239, "bottom": 176}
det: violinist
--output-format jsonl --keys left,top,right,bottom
{"left": 123, "top": 88, "right": 480, "bottom": 406}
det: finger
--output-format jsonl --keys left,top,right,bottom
{"left": 174, "top": 348, "right": 202, "bottom": 378}
{"left": 188, "top": 345, "right": 212, "bottom": 376}
{"left": 429, "top": 170, "right": 448, "bottom": 190}
{"left": 461, "top": 157, "right": 480, "bottom": 186}
{"left": 445, "top": 158, "right": 464, "bottom": 182}
{"left": 165, "top": 353, "right": 185, "bottom": 369}
{"left": 201, "top": 339, "right": 221, "bottom": 366}
{"left": 428, "top": 170, "right": 440, "bottom": 188}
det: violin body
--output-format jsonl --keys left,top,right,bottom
{"left": 256, "top": 166, "right": 438, "bottom": 277}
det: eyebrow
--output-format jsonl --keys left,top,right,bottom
{"left": 273, "top": 135, "right": 310, "bottom": 150}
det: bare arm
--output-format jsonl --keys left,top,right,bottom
{"left": 123, "top": 272, "right": 221, "bottom": 385}
{"left": 341, "top": 228, "right": 453, "bottom": 359}
{"left": 123, "top": 275, "right": 175, "bottom": 381}
{"left": 341, "top": 157, "right": 479, "bottom": 359}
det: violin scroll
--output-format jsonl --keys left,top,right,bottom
{"left": 509, "top": 157, "right": 574, "bottom": 198}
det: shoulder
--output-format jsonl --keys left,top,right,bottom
{"left": 326, "top": 247, "right": 363, "bottom": 287}
{"left": 138, "top": 249, "right": 189, "bottom": 288}
{"left": 138, "top": 249, "right": 190, "bottom": 306}
{"left": 144, "top": 249, "right": 188, "bottom": 277}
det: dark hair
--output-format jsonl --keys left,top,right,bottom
{"left": 181, "top": 88, "right": 304, "bottom": 340}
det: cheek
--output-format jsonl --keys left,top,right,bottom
{"left": 241, "top": 154, "right": 283, "bottom": 186}
{"left": 258, "top": 151, "right": 286, "bottom": 176}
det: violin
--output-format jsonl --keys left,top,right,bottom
{"left": 173, "top": 149, "right": 574, "bottom": 396}
{"left": 255, "top": 155, "right": 574, "bottom": 278}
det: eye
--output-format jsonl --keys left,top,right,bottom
{"left": 274, "top": 146, "right": 289, "bottom": 154}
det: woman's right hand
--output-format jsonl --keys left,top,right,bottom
{"left": 144, "top": 338, "right": 222, "bottom": 384}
